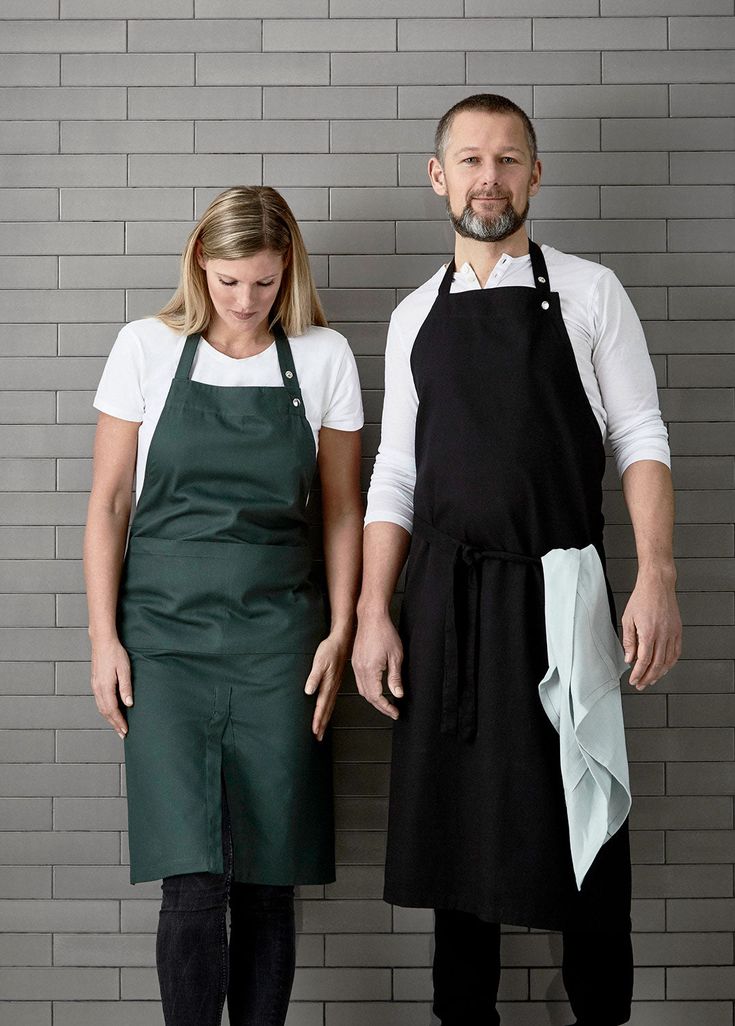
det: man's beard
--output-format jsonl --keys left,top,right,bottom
{"left": 447, "top": 193, "right": 529, "bottom": 243}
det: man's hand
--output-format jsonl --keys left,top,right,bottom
{"left": 352, "top": 611, "right": 404, "bottom": 720}
{"left": 622, "top": 569, "right": 682, "bottom": 690}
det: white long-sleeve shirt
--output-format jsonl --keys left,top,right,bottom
{"left": 365, "top": 244, "right": 670, "bottom": 533}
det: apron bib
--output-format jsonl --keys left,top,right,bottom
{"left": 118, "top": 325, "right": 334, "bottom": 885}
{"left": 384, "top": 243, "right": 630, "bottom": 929}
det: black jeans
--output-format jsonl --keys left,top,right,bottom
{"left": 156, "top": 801, "right": 296, "bottom": 1026}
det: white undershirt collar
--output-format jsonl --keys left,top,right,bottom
{"left": 456, "top": 249, "right": 532, "bottom": 289}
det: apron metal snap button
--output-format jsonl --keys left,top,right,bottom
{"left": 541, "top": 300, "right": 550, "bottom": 310}
{"left": 285, "top": 370, "right": 293, "bottom": 379}
{"left": 538, "top": 276, "right": 546, "bottom": 283}
{"left": 292, "top": 397, "right": 301, "bottom": 407}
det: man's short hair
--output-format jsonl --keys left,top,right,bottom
{"left": 434, "top": 93, "right": 538, "bottom": 166}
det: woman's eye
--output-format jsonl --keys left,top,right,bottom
{"left": 258, "top": 281, "right": 275, "bottom": 288}
{"left": 219, "top": 279, "right": 236, "bottom": 287}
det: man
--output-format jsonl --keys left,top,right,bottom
{"left": 352, "top": 94, "right": 681, "bottom": 1026}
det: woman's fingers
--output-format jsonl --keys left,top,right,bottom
{"left": 91, "top": 643, "right": 133, "bottom": 739}
{"left": 306, "top": 641, "right": 348, "bottom": 740}
{"left": 117, "top": 655, "right": 134, "bottom": 709}
{"left": 312, "top": 677, "right": 339, "bottom": 742}
{"left": 92, "top": 673, "right": 129, "bottom": 738}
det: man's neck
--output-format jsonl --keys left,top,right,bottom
{"left": 454, "top": 228, "right": 530, "bottom": 288}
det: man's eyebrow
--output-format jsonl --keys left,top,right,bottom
{"left": 453, "top": 145, "right": 526, "bottom": 155}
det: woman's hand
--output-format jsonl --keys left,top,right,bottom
{"left": 305, "top": 629, "right": 353, "bottom": 742}
{"left": 90, "top": 636, "right": 134, "bottom": 739}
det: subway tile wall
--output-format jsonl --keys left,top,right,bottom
{"left": 0, "top": 3, "right": 733, "bottom": 1024}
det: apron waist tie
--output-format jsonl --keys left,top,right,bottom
{"left": 412, "top": 516, "right": 540, "bottom": 742}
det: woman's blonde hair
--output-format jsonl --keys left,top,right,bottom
{"left": 158, "top": 186, "right": 327, "bottom": 337}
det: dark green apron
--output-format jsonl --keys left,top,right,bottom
{"left": 118, "top": 325, "right": 334, "bottom": 885}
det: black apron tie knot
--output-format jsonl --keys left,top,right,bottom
{"left": 413, "top": 516, "right": 539, "bottom": 743}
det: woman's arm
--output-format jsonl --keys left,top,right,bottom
{"left": 306, "top": 426, "right": 363, "bottom": 741}
{"left": 83, "top": 412, "right": 140, "bottom": 737}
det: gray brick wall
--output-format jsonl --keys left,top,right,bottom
{"left": 0, "top": 3, "right": 733, "bottom": 1024}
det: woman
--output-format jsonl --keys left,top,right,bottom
{"left": 84, "top": 186, "right": 364, "bottom": 1026}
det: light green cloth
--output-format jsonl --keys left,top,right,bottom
{"left": 538, "top": 544, "right": 631, "bottom": 890}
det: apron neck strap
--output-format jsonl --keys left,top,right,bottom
{"left": 528, "top": 240, "right": 551, "bottom": 295}
{"left": 174, "top": 326, "right": 304, "bottom": 398}
{"left": 440, "top": 242, "right": 552, "bottom": 296}
{"left": 273, "top": 321, "right": 303, "bottom": 399}
{"left": 438, "top": 260, "right": 455, "bottom": 296}
{"left": 175, "top": 333, "right": 201, "bottom": 380}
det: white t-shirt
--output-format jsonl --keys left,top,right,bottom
{"left": 366, "top": 245, "right": 670, "bottom": 533}
{"left": 94, "top": 317, "right": 364, "bottom": 501}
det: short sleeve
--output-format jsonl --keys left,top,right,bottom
{"left": 321, "top": 341, "right": 364, "bottom": 432}
{"left": 93, "top": 324, "right": 146, "bottom": 423}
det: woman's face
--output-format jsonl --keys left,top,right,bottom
{"left": 198, "top": 249, "right": 286, "bottom": 335}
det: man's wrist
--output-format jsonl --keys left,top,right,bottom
{"left": 357, "top": 595, "right": 392, "bottom": 620}
{"left": 635, "top": 559, "right": 677, "bottom": 585}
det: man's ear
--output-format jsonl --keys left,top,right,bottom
{"left": 529, "top": 159, "right": 542, "bottom": 198}
{"left": 428, "top": 156, "right": 447, "bottom": 197}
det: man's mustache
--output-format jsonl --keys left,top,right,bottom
{"left": 467, "top": 192, "right": 510, "bottom": 201}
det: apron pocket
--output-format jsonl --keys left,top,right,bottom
{"left": 118, "top": 536, "right": 325, "bottom": 654}
{"left": 118, "top": 544, "right": 229, "bottom": 652}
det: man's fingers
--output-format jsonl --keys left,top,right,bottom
{"left": 628, "top": 623, "right": 682, "bottom": 690}
{"left": 371, "top": 693, "right": 400, "bottom": 720}
{"left": 355, "top": 666, "right": 385, "bottom": 699}
{"left": 386, "top": 653, "right": 403, "bottom": 698}
{"left": 621, "top": 619, "right": 637, "bottom": 664}
{"left": 629, "top": 633, "right": 653, "bottom": 687}
{"left": 355, "top": 668, "right": 398, "bottom": 718}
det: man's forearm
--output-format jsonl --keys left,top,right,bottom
{"left": 620, "top": 459, "right": 676, "bottom": 578}
{"left": 619, "top": 459, "right": 681, "bottom": 686}
{"left": 357, "top": 521, "right": 412, "bottom": 617}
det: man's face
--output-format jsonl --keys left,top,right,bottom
{"left": 429, "top": 110, "right": 541, "bottom": 243}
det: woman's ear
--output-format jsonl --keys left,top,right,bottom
{"left": 195, "top": 241, "right": 207, "bottom": 270}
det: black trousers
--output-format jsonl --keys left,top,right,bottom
{"left": 156, "top": 792, "right": 296, "bottom": 1026}
{"left": 433, "top": 827, "right": 634, "bottom": 1026}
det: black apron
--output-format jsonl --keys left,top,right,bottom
{"left": 384, "top": 242, "right": 630, "bottom": 930}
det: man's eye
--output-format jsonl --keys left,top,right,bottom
{"left": 463, "top": 157, "right": 479, "bottom": 164}
{"left": 501, "top": 156, "right": 517, "bottom": 163}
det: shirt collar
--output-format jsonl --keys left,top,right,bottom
{"left": 456, "top": 249, "right": 532, "bottom": 288}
